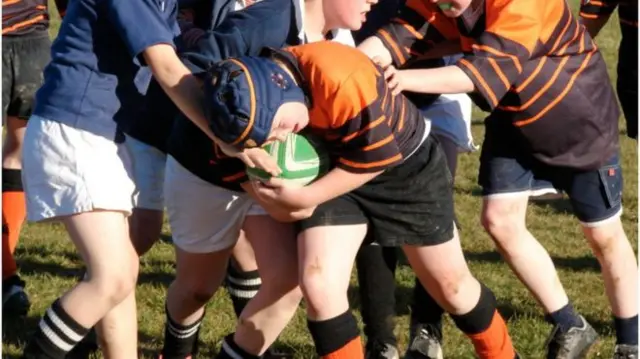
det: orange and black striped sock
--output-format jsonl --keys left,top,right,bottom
{"left": 308, "top": 310, "right": 364, "bottom": 359}
{"left": 450, "top": 283, "right": 516, "bottom": 359}
{"left": 2, "top": 168, "right": 26, "bottom": 281}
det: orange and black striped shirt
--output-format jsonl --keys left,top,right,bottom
{"left": 2, "top": 0, "right": 67, "bottom": 36}
{"left": 376, "top": 0, "right": 620, "bottom": 170}
{"left": 286, "top": 41, "right": 427, "bottom": 174}
{"left": 580, "top": 0, "right": 637, "bottom": 28}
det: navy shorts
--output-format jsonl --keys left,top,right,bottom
{"left": 296, "top": 135, "right": 456, "bottom": 247}
{"left": 2, "top": 33, "right": 51, "bottom": 122}
{"left": 479, "top": 140, "right": 624, "bottom": 224}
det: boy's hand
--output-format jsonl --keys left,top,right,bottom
{"left": 237, "top": 147, "right": 282, "bottom": 176}
{"left": 252, "top": 178, "right": 311, "bottom": 210}
{"left": 383, "top": 65, "right": 408, "bottom": 95}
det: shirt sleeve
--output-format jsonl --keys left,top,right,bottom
{"left": 374, "top": 0, "right": 460, "bottom": 67}
{"left": 455, "top": 0, "right": 541, "bottom": 110}
{"left": 179, "top": 1, "right": 292, "bottom": 72}
{"left": 333, "top": 73, "right": 404, "bottom": 173}
{"left": 580, "top": 0, "right": 619, "bottom": 19}
{"left": 105, "top": 0, "right": 176, "bottom": 61}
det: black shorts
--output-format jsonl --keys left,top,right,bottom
{"left": 296, "top": 135, "right": 456, "bottom": 247}
{"left": 617, "top": 26, "right": 637, "bottom": 139}
{"left": 2, "top": 33, "right": 51, "bottom": 122}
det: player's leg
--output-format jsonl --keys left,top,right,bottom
{"left": 2, "top": 34, "right": 51, "bottom": 316}
{"left": 125, "top": 134, "right": 167, "bottom": 256}
{"left": 356, "top": 242, "right": 400, "bottom": 359}
{"left": 478, "top": 131, "right": 595, "bottom": 358}
{"left": 296, "top": 198, "right": 370, "bottom": 359}
{"left": 219, "top": 212, "right": 302, "bottom": 357}
{"left": 227, "top": 233, "right": 262, "bottom": 320}
{"left": 616, "top": 45, "right": 638, "bottom": 140}
{"left": 21, "top": 119, "right": 140, "bottom": 358}
{"left": 159, "top": 156, "right": 239, "bottom": 359}
{"left": 563, "top": 153, "right": 638, "bottom": 357}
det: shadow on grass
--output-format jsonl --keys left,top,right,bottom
{"left": 2, "top": 313, "right": 40, "bottom": 357}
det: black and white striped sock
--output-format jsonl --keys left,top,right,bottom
{"left": 161, "top": 304, "right": 204, "bottom": 359}
{"left": 217, "top": 334, "right": 260, "bottom": 359}
{"left": 226, "top": 266, "right": 261, "bottom": 318}
{"left": 22, "top": 299, "right": 90, "bottom": 359}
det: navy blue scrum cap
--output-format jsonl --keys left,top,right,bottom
{"left": 202, "top": 49, "right": 309, "bottom": 149}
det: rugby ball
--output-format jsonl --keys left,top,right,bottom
{"left": 246, "top": 132, "right": 330, "bottom": 186}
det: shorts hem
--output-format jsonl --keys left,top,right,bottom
{"left": 172, "top": 238, "right": 238, "bottom": 254}
{"left": 27, "top": 205, "right": 133, "bottom": 223}
{"left": 580, "top": 207, "right": 623, "bottom": 227}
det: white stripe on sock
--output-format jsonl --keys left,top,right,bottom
{"left": 226, "top": 288, "right": 258, "bottom": 299}
{"left": 167, "top": 320, "right": 201, "bottom": 339}
{"left": 46, "top": 308, "right": 84, "bottom": 342}
{"left": 226, "top": 275, "right": 262, "bottom": 287}
{"left": 222, "top": 340, "right": 244, "bottom": 359}
{"left": 39, "top": 319, "right": 74, "bottom": 352}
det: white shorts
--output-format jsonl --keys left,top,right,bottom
{"left": 164, "top": 156, "right": 267, "bottom": 254}
{"left": 422, "top": 93, "right": 478, "bottom": 153}
{"left": 124, "top": 134, "right": 167, "bottom": 211}
{"left": 423, "top": 54, "right": 478, "bottom": 153}
{"left": 22, "top": 116, "right": 135, "bottom": 222}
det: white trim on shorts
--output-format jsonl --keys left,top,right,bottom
{"left": 580, "top": 207, "right": 623, "bottom": 228}
{"left": 164, "top": 155, "right": 266, "bottom": 254}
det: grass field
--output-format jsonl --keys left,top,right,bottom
{"left": 2, "top": 1, "right": 638, "bottom": 358}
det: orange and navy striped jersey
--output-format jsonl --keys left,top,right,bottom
{"left": 580, "top": 0, "right": 637, "bottom": 28}
{"left": 2, "top": 0, "right": 67, "bottom": 36}
{"left": 286, "top": 41, "right": 427, "bottom": 174}
{"left": 375, "top": 0, "right": 620, "bottom": 170}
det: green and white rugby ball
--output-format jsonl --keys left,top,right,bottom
{"left": 246, "top": 132, "right": 330, "bottom": 186}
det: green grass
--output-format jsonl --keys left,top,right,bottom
{"left": 3, "top": 1, "right": 637, "bottom": 358}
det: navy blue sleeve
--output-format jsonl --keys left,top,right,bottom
{"left": 105, "top": 0, "right": 176, "bottom": 60}
{"left": 179, "top": 0, "right": 296, "bottom": 72}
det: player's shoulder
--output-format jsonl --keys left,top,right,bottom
{"left": 287, "top": 41, "right": 379, "bottom": 91}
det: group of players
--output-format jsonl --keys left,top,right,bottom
{"left": 1, "top": 0, "right": 638, "bottom": 358}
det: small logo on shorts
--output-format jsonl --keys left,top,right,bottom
{"left": 271, "top": 72, "right": 289, "bottom": 89}
{"left": 608, "top": 168, "right": 615, "bottom": 176}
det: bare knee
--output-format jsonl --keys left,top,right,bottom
{"left": 584, "top": 220, "right": 627, "bottom": 260}
{"left": 300, "top": 263, "right": 332, "bottom": 314}
{"left": 481, "top": 200, "right": 527, "bottom": 250}
{"left": 89, "top": 260, "right": 139, "bottom": 307}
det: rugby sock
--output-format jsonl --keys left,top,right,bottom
{"left": 226, "top": 265, "right": 261, "bottom": 318}
{"left": 355, "top": 244, "right": 398, "bottom": 347}
{"left": 307, "top": 310, "right": 364, "bottom": 359}
{"left": 614, "top": 315, "right": 639, "bottom": 345}
{"left": 2, "top": 168, "right": 26, "bottom": 280}
{"left": 450, "top": 284, "right": 515, "bottom": 359}
{"left": 411, "top": 278, "right": 444, "bottom": 340}
{"left": 545, "top": 303, "right": 583, "bottom": 333}
{"left": 217, "top": 334, "right": 260, "bottom": 359}
{"left": 161, "top": 304, "right": 204, "bottom": 359}
{"left": 22, "top": 299, "right": 90, "bottom": 359}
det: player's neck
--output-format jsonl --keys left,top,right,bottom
{"left": 303, "top": 0, "right": 328, "bottom": 42}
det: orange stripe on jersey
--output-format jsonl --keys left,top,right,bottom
{"left": 223, "top": 171, "right": 246, "bottom": 182}
{"left": 458, "top": 59, "right": 498, "bottom": 107}
{"left": 2, "top": 0, "right": 20, "bottom": 6}
{"left": 549, "top": 14, "right": 572, "bottom": 53}
{"left": 378, "top": 29, "right": 406, "bottom": 65}
{"left": 2, "top": 14, "right": 44, "bottom": 34}
{"left": 515, "top": 57, "right": 547, "bottom": 93}
{"left": 227, "top": 59, "right": 256, "bottom": 147}
{"left": 556, "top": 22, "right": 581, "bottom": 56}
{"left": 342, "top": 115, "right": 386, "bottom": 143}
{"left": 363, "top": 134, "right": 395, "bottom": 151}
{"left": 393, "top": 18, "right": 425, "bottom": 40}
{"left": 397, "top": 101, "right": 406, "bottom": 131}
{"left": 339, "top": 153, "right": 403, "bottom": 169}
{"left": 588, "top": 0, "right": 605, "bottom": 6}
{"left": 514, "top": 51, "right": 595, "bottom": 126}
{"left": 472, "top": 44, "right": 522, "bottom": 72}
{"left": 487, "top": 58, "right": 511, "bottom": 90}
{"left": 579, "top": 12, "right": 598, "bottom": 19}
{"left": 499, "top": 57, "right": 570, "bottom": 111}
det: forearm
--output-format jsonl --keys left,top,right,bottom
{"left": 143, "top": 44, "right": 219, "bottom": 144}
{"left": 402, "top": 65, "right": 475, "bottom": 94}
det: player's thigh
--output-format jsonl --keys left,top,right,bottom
{"left": 124, "top": 134, "right": 167, "bottom": 211}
